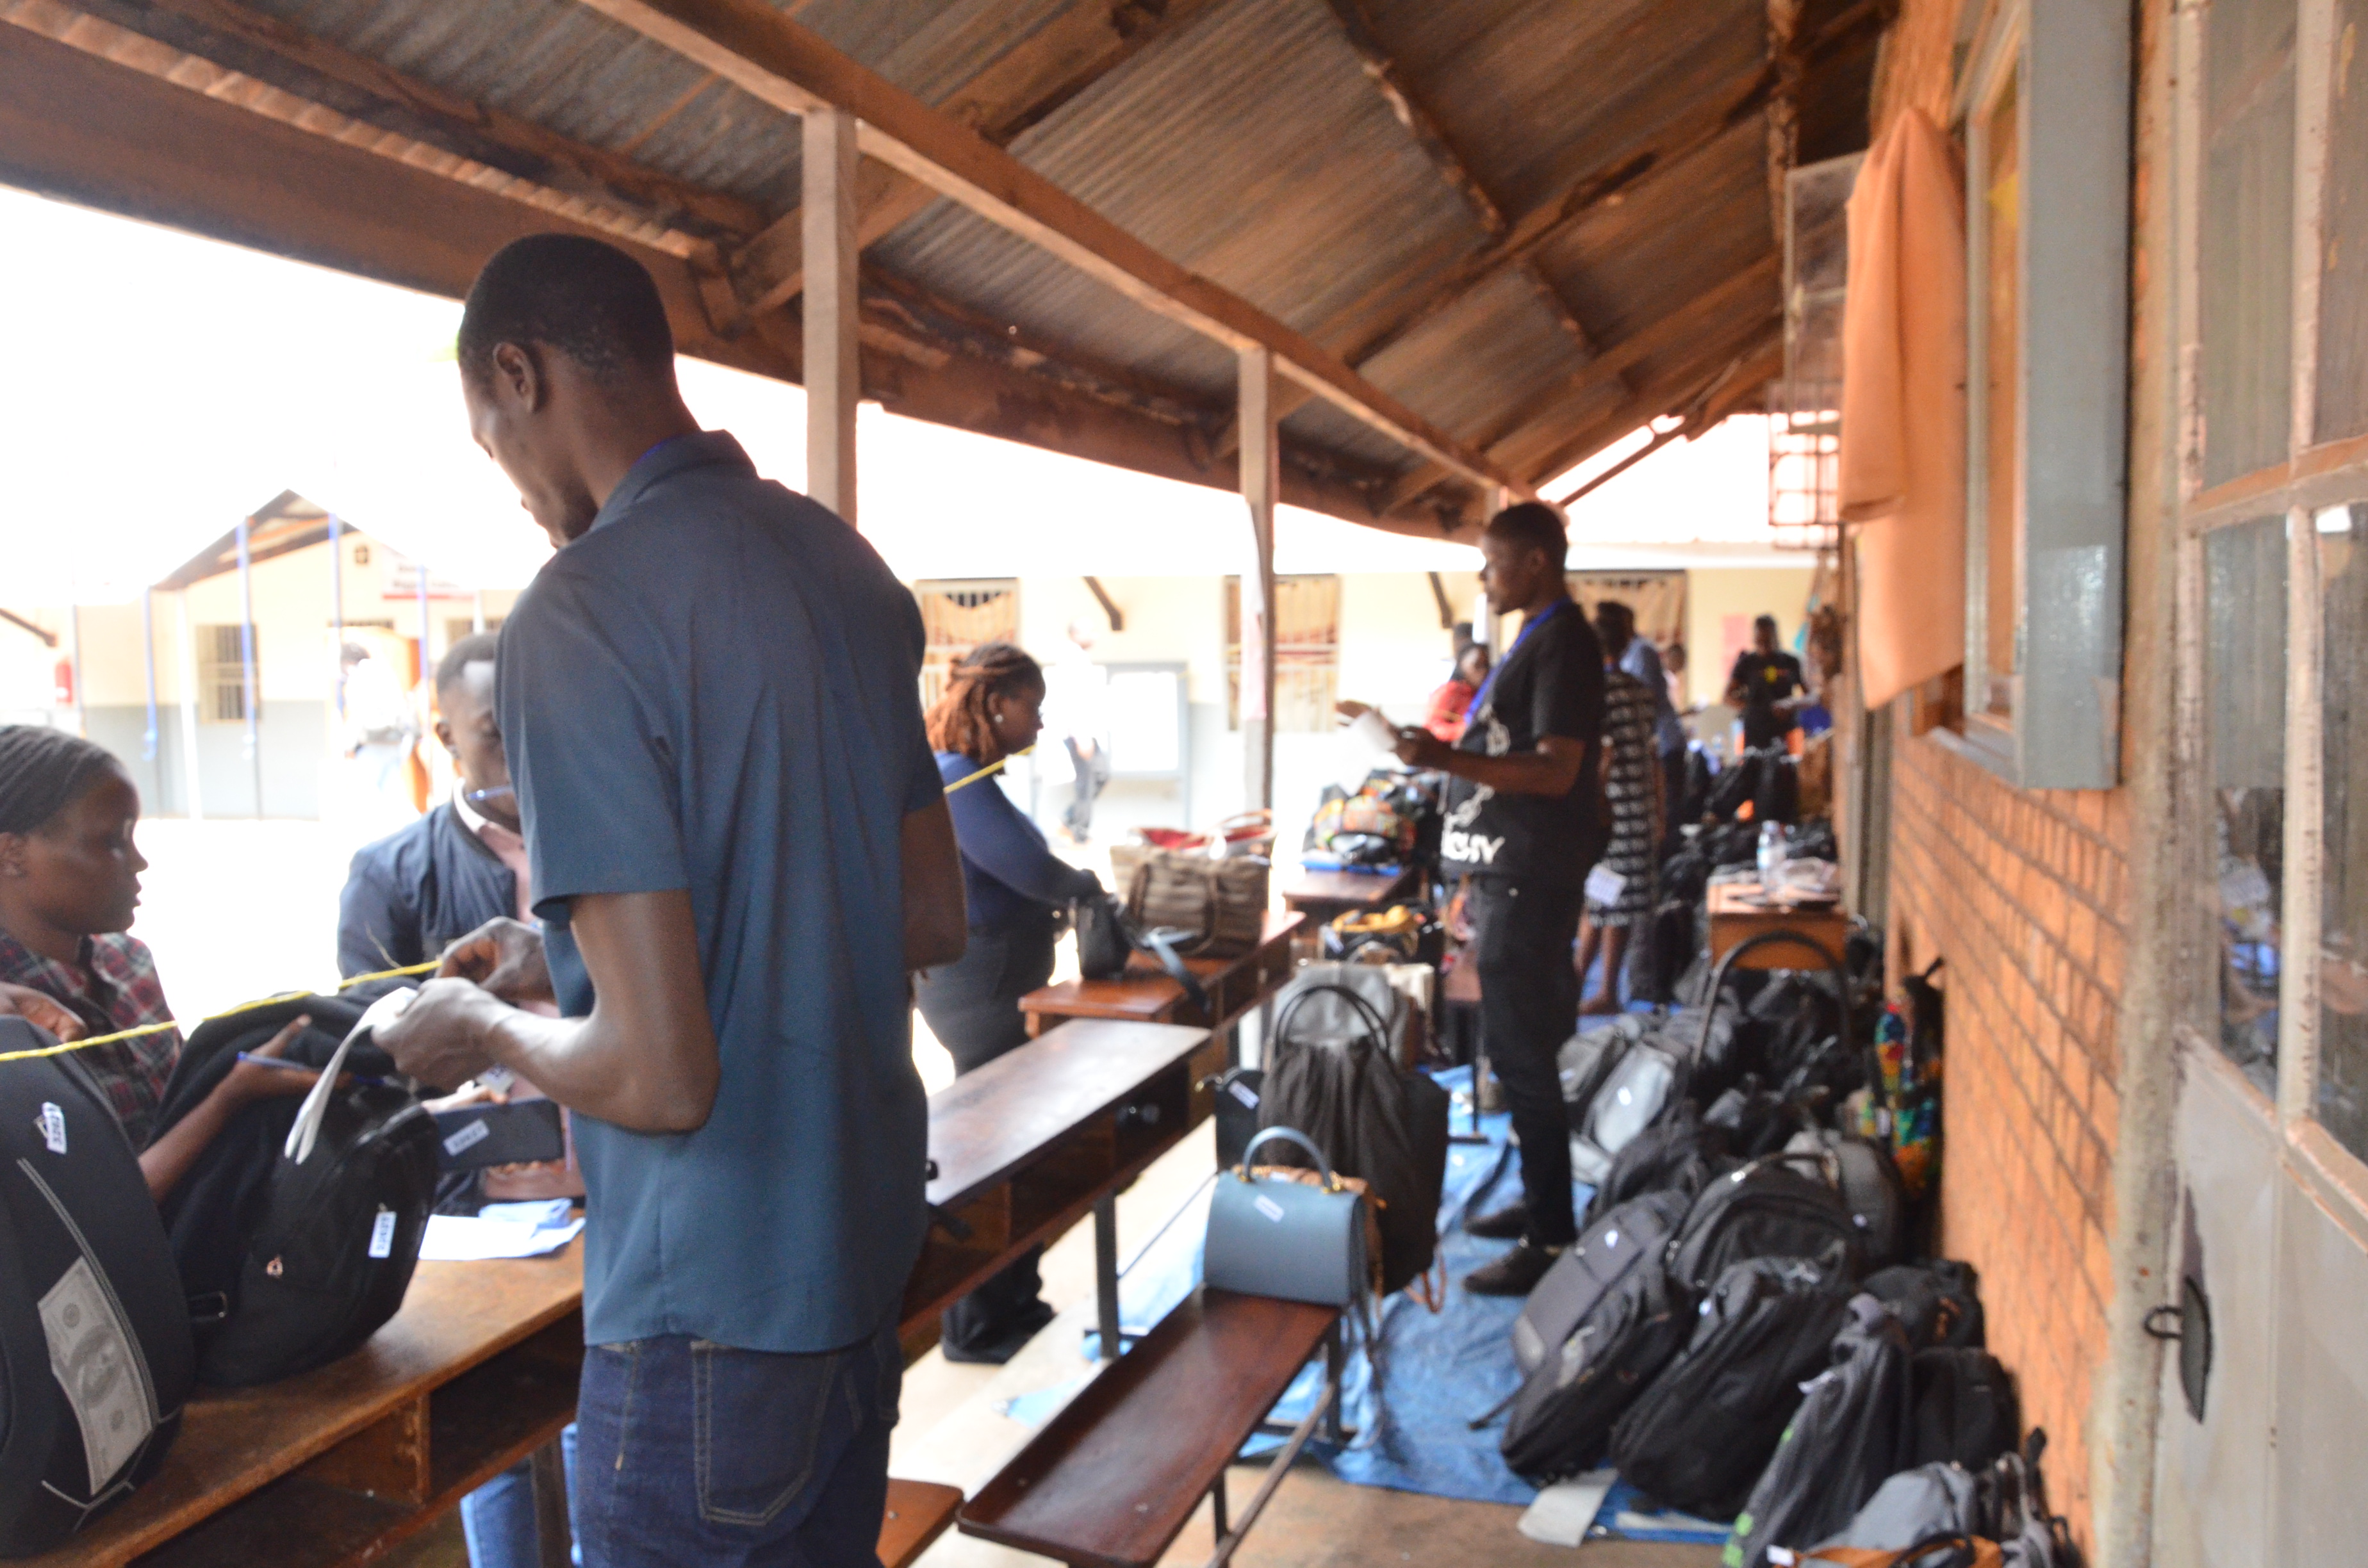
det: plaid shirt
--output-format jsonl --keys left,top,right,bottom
{"left": 0, "top": 931, "right": 179, "bottom": 1147}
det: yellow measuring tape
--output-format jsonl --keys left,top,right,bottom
{"left": 6, "top": 747, "right": 1033, "bottom": 1068}
{"left": 0, "top": 958, "right": 442, "bottom": 1065}
{"left": 942, "top": 745, "right": 1033, "bottom": 795}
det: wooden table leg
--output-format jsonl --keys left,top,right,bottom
{"left": 1094, "top": 1195, "right": 1121, "bottom": 1362}
{"left": 532, "top": 1433, "right": 572, "bottom": 1568}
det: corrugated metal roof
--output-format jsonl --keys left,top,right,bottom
{"left": 17, "top": 0, "right": 1883, "bottom": 524}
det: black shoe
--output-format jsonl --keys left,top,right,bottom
{"left": 1463, "top": 1240, "right": 1564, "bottom": 1297}
{"left": 1465, "top": 1200, "right": 1531, "bottom": 1240}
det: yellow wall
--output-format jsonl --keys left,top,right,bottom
{"left": 1682, "top": 566, "right": 1818, "bottom": 708}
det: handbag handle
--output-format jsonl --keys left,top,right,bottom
{"left": 1696, "top": 927, "right": 1862, "bottom": 1107}
{"left": 1235, "top": 1125, "right": 1342, "bottom": 1189}
{"left": 1272, "top": 982, "right": 1394, "bottom": 1058}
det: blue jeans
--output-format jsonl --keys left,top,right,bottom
{"left": 572, "top": 1319, "right": 901, "bottom": 1567}
{"left": 461, "top": 1425, "right": 579, "bottom": 1568}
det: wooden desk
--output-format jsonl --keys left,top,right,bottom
{"left": 1020, "top": 911, "right": 1302, "bottom": 1040}
{"left": 1277, "top": 865, "right": 1417, "bottom": 951}
{"left": 44, "top": 1017, "right": 1213, "bottom": 1567}
{"left": 1705, "top": 881, "right": 1849, "bottom": 971}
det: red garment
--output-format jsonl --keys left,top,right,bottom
{"left": 1425, "top": 678, "right": 1478, "bottom": 743}
{"left": 0, "top": 930, "right": 179, "bottom": 1146}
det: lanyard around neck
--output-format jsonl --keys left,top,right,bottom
{"left": 1469, "top": 599, "right": 1566, "bottom": 716}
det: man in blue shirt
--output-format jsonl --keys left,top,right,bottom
{"left": 380, "top": 234, "right": 967, "bottom": 1566}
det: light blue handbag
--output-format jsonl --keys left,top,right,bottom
{"left": 1203, "top": 1127, "right": 1370, "bottom": 1309}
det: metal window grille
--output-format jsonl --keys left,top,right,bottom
{"left": 199, "top": 623, "right": 254, "bottom": 723}
{"left": 1769, "top": 153, "right": 1861, "bottom": 553}
{"left": 1224, "top": 575, "right": 1340, "bottom": 733}
{"left": 915, "top": 580, "right": 1020, "bottom": 711}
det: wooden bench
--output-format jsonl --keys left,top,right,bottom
{"left": 879, "top": 1478, "right": 963, "bottom": 1568}
{"left": 1021, "top": 911, "right": 1303, "bottom": 1042}
{"left": 957, "top": 1288, "right": 1343, "bottom": 1568}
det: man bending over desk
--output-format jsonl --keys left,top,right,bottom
{"left": 379, "top": 234, "right": 968, "bottom": 1567}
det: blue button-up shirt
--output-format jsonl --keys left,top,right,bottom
{"left": 1618, "top": 637, "right": 1686, "bottom": 756}
{"left": 497, "top": 432, "right": 939, "bottom": 1352}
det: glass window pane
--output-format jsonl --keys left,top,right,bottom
{"left": 2201, "top": 0, "right": 2296, "bottom": 486}
{"left": 2320, "top": 505, "right": 2368, "bottom": 1154}
{"left": 2207, "top": 518, "right": 2287, "bottom": 1093}
{"left": 2319, "top": 0, "right": 2368, "bottom": 443}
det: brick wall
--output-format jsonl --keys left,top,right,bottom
{"left": 1889, "top": 733, "right": 2130, "bottom": 1544}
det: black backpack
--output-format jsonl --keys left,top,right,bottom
{"left": 152, "top": 993, "right": 440, "bottom": 1387}
{"left": 1499, "top": 1246, "right": 1695, "bottom": 1482}
{"left": 1257, "top": 984, "right": 1450, "bottom": 1294}
{"left": 1788, "top": 1128, "right": 1909, "bottom": 1268}
{"left": 1511, "top": 1189, "right": 1692, "bottom": 1376}
{"left": 1863, "top": 1260, "right": 1987, "bottom": 1349}
{"left": 1607, "top": 1255, "right": 1851, "bottom": 1519}
{"left": 0, "top": 1023, "right": 194, "bottom": 1554}
{"left": 1725, "top": 1294, "right": 1916, "bottom": 1568}
{"left": 1580, "top": 1104, "right": 1732, "bottom": 1229}
{"left": 1703, "top": 1079, "right": 1798, "bottom": 1159}
{"left": 1665, "top": 1152, "right": 1866, "bottom": 1294}
{"left": 1908, "top": 1346, "right": 2021, "bottom": 1469}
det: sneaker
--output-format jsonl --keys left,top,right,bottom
{"left": 1463, "top": 1239, "right": 1564, "bottom": 1297}
{"left": 1464, "top": 1200, "right": 1531, "bottom": 1240}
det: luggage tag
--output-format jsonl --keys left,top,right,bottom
{"left": 37, "top": 1102, "right": 66, "bottom": 1154}
{"left": 1584, "top": 864, "right": 1627, "bottom": 906}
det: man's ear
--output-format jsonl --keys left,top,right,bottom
{"left": 489, "top": 341, "right": 546, "bottom": 411}
{"left": 435, "top": 717, "right": 457, "bottom": 756}
{"left": 0, "top": 833, "right": 24, "bottom": 878}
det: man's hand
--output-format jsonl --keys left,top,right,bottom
{"left": 375, "top": 979, "right": 504, "bottom": 1093}
{"left": 0, "top": 981, "right": 84, "bottom": 1041}
{"left": 1392, "top": 726, "right": 1452, "bottom": 771}
{"left": 438, "top": 918, "right": 554, "bottom": 1004}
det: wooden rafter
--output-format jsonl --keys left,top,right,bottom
{"left": 571, "top": 0, "right": 1537, "bottom": 500}
{"left": 1764, "top": 0, "right": 1805, "bottom": 243}
{"left": 49, "top": 0, "right": 768, "bottom": 243}
{"left": 1333, "top": 0, "right": 1889, "bottom": 373}
{"left": 728, "top": 0, "right": 1228, "bottom": 316}
{"left": 1518, "top": 327, "right": 1784, "bottom": 487}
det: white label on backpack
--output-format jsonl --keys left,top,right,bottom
{"left": 37, "top": 1102, "right": 66, "bottom": 1155}
{"left": 443, "top": 1118, "right": 492, "bottom": 1158}
{"left": 1228, "top": 1080, "right": 1260, "bottom": 1109}
{"left": 1253, "top": 1195, "right": 1287, "bottom": 1223}
{"left": 40, "top": 1257, "right": 153, "bottom": 1495}
{"left": 368, "top": 1207, "right": 398, "bottom": 1259}
{"left": 1604, "top": 1230, "right": 1620, "bottom": 1250}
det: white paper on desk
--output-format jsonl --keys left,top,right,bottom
{"left": 420, "top": 1209, "right": 583, "bottom": 1262}
{"left": 1517, "top": 1469, "right": 1615, "bottom": 1546}
{"left": 1583, "top": 863, "right": 1627, "bottom": 906}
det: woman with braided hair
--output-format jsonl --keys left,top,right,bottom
{"left": 916, "top": 642, "right": 1102, "bottom": 1361}
{"left": 0, "top": 724, "right": 318, "bottom": 1198}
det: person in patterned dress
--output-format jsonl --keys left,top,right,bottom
{"left": 0, "top": 725, "right": 316, "bottom": 1198}
{"left": 1575, "top": 603, "right": 1663, "bottom": 1016}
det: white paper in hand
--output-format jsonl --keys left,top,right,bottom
{"left": 1583, "top": 863, "right": 1628, "bottom": 907}
{"left": 1347, "top": 708, "right": 1399, "bottom": 754}
{"left": 286, "top": 986, "right": 416, "bottom": 1164}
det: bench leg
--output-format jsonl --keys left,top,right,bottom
{"left": 530, "top": 1434, "right": 572, "bottom": 1568}
{"left": 1201, "top": 1378, "right": 1335, "bottom": 1568}
{"left": 1323, "top": 1325, "right": 1345, "bottom": 1445}
{"left": 1210, "top": 1468, "right": 1229, "bottom": 1540}
{"left": 1094, "top": 1195, "right": 1121, "bottom": 1362}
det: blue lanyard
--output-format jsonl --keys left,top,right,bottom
{"left": 1468, "top": 600, "right": 1566, "bottom": 717}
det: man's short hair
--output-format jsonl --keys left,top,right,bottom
{"left": 1484, "top": 502, "right": 1569, "bottom": 569}
{"left": 457, "top": 234, "right": 675, "bottom": 387}
{"left": 1593, "top": 599, "right": 1635, "bottom": 642}
{"left": 435, "top": 632, "right": 500, "bottom": 702}
{"left": 1755, "top": 614, "right": 1780, "bottom": 634}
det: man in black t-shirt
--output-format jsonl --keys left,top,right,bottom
{"left": 1394, "top": 502, "right": 1604, "bottom": 1296}
{"left": 1725, "top": 614, "right": 1807, "bottom": 749}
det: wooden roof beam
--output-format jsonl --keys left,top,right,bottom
{"left": 1519, "top": 327, "right": 1784, "bottom": 487}
{"left": 728, "top": 0, "right": 1228, "bottom": 317}
{"left": 50, "top": 0, "right": 769, "bottom": 243}
{"left": 1337, "top": 0, "right": 1890, "bottom": 372}
{"left": 573, "top": 0, "right": 1537, "bottom": 500}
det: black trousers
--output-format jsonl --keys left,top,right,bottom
{"left": 1469, "top": 878, "right": 1586, "bottom": 1248}
{"left": 915, "top": 915, "right": 1060, "bottom": 1353}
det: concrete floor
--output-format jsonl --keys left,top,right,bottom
{"left": 381, "top": 1122, "right": 1719, "bottom": 1568}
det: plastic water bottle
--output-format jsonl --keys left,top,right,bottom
{"left": 1757, "top": 821, "right": 1788, "bottom": 897}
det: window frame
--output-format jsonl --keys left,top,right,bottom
{"left": 1945, "top": 0, "right": 2133, "bottom": 789}
{"left": 2170, "top": 0, "right": 2368, "bottom": 1220}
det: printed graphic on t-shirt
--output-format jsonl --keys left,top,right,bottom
{"left": 1440, "top": 710, "right": 1509, "bottom": 865}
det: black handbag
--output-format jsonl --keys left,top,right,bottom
{"left": 1071, "top": 893, "right": 1211, "bottom": 1012}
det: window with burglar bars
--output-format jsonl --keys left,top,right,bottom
{"left": 198, "top": 624, "right": 255, "bottom": 723}
{"left": 1224, "top": 575, "right": 1340, "bottom": 733}
{"left": 914, "top": 580, "right": 1019, "bottom": 712}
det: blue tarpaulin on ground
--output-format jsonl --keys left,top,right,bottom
{"left": 1017, "top": 1066, "right": 1727, "bottom": 1546}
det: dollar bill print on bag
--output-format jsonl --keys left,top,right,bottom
{"left": 40, "top": 1256, "right": 155, "bottom": 1496}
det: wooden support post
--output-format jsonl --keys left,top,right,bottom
{"left": 1238, "top": 345, "right": 1279, "bottom": 813}
{"left": 803, "top": 104, "right": 860, "bottom": 525}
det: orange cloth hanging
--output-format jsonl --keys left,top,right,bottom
{"left": 1840, "top": 108, "right": 1968, "bottom": 710}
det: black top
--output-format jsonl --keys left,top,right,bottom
{"left": 1728, "top": 649, "right": 1806, "bottom": 748}
{"left": 336, "top": 803, "right": 516, "bottom": 977}
{"left": 1440, "top": 601, "right": 1607, "bottom": 886}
